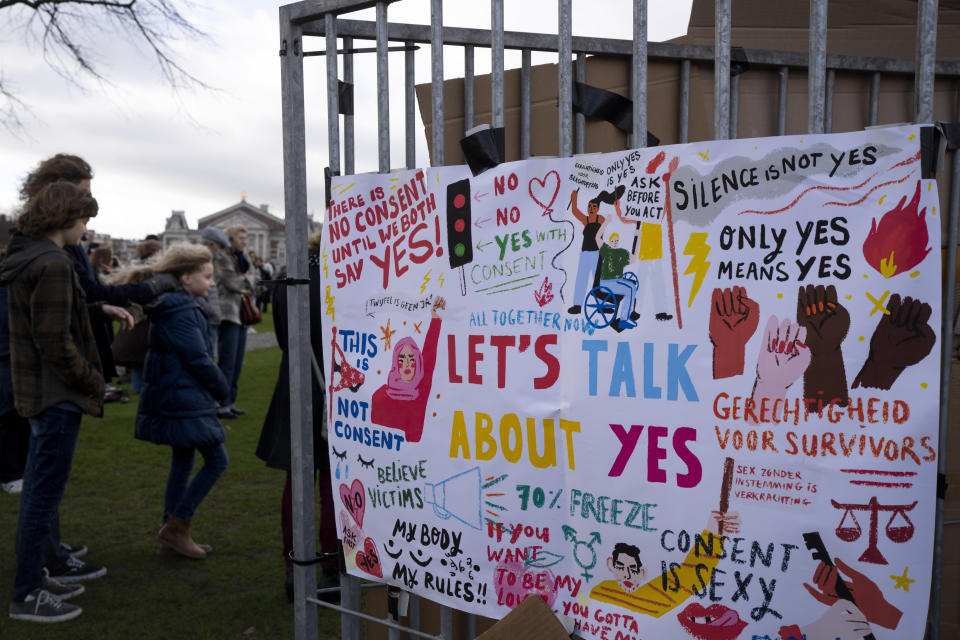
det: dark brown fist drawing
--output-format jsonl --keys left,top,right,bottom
{"left": 852, "top": 294, "right": 936, "bottom": 390}
{"left": 797, "top": 284, "right": 850, "bottom": 406}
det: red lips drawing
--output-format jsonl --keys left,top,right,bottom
{"left": 677, "top": 603, "right": 747, "bottom": 640}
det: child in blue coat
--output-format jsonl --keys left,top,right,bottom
{"left": 119, "top": 244, "right": 229, "bottom": 559}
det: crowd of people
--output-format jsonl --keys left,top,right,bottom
{"left": 0, "top": 154, "right": 334, "bottom": 623}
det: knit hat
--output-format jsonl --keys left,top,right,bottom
{"left": 201, "top": 226, "right": 229, "bottom": 247}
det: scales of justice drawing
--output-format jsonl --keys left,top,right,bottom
{"left": 831, "top": 497, "right": 917, "bottom": 564}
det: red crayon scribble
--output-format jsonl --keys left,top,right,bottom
{"left": 663, "top": 156, "right": 683, "bottom": 329}
{"left": 861, "top": 180, "right": 931, "bottom": 277}
{"left": 739, "top": 171, "right": 878, "bottom": 216}
{"left": 850, "top": 481, "right": 914, "bottom": 488}
{"left": 646, "top": 150, "right": 666, "bottom": 174}
{"left": 824, "top": 170, "right": 916, "bottom": 208}
{"left": 841, "top": 469, "right": 917, "bottom": 476}
{"left": 890, "top": 149, "right": 922, "bottom": 169}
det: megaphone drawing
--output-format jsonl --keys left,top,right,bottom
{"left": 424, "top": 467, "right": 481, "bottom": 530}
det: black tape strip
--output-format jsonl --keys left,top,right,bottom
{"left": 573, "top": 81, "right": 632, "bottom": 132}
{"left": 338, "top": 80, "right": 354, "bottom": 116}
{"left": 572, "top": 81, "right": 660, "bottom": 146}
{"left": 325, "top": 167, "right": 338, "bottom": 208}
{"left": 260, "top": 277, "right": 310, "bottom": 286}
{"left": 460, "top": 127, "right": 505, "bottom": 176}
{"left": 939, "top": 122, "right": 960, "bottom": 151}
{"left": 937, "top": 472, "right": 948, "bottom": 500}
{"left": 731, "top": 46, "right": 750, "bottom": 77}
{"left": 920, "top": 125, "right": 942, "bottom": 179}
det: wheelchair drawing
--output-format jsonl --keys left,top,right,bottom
{"left": 583, "top": 271, "right": 639, "bottom": 329}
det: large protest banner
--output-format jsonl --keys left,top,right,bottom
{"left": 320, "top": 124, "right": 940, "bottom": 640}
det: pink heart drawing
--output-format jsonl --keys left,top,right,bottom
{"left": 355, "top": 537, "right": 383, "bottom": 578}
{"left": 529, "top": 171, "right": 561, "bottom": 216}
{"left": 339, "top": 478, "right": 365, "bottom": 528}
{"left": 339, "top": 510, "right": 362, "bottom": 551}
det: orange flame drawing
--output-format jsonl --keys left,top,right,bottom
{"left": 862, "top": 181, "right": 931, "bottom": 278}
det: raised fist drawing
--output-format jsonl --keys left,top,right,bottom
{"left": 709, "top": 286, "right": 760, "bottom": 379}
{"left": 751, "top": 315, "right": 811, "bottom": 406}
{"left": 797, "top": 284, "right": 850, "bottom": 406}
{"left": 852, "top": 294, "right": 936, "bottom": 390}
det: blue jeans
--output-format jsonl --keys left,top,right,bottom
{"left": 13, "top": 407, "right": 81, "bottom": 601}
{"left": 130, "top": 366, "right": 144, "bottom": 394}
{"left": 572, "top": 250, "right": 599, "bottom": 307}
{"left": 217, "top": 321, "right": 246, "bottom": 408}
{"left": 600, "top": 278, "right": 639, "bottom": 321}
{"left": 164, "top": 444, "right": 229, "bottom": 523}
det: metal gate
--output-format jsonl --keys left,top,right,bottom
{"left": 279, "top": 1, "right": 958, "bottom": 639}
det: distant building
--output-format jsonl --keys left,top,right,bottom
{"left": 161, "top": 199, "right": 292, "bottom": 265}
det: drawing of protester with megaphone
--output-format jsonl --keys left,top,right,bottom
{"left": 371, "top": 296, "right": 446, "bottom": 443}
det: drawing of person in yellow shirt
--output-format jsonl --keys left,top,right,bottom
{"left": 589, "top": 511, "right": 741, "bottom": 618}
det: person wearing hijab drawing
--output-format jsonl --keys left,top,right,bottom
{"left": 370, "top": 296, "right": 446, "bottom": 443}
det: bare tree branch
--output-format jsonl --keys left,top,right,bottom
{"left": 0, "top": 0, "right": 211, "bottom": 129}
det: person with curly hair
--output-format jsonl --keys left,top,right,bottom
{"left": 1, "top": 181, "right": 128, "bottom": 622}
{"left": 13, "top": 154, "right": 177, "bottom": 585}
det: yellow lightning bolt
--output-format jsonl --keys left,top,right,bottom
{"left": 321, "top": 243, "right": 329, "bottom": 280}
{"left": 682, "top": 232, "right": 711, "bottom": 308}
{"left": 324, "top": 285, "right": 336, "bottom": 322}
{"left": 438, "top": 272, "right": 445, "bottom": 288}
{"left": 421, "top": 269, "right": 432, "bottom": 294}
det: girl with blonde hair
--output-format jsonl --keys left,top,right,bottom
{"left": 120, "top": 244, "right": 230, "bottom": 559}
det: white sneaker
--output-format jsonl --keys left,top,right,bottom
{"left": 2, "top": 479, "right": 23, "bottom": 494}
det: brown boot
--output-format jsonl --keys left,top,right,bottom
{"left": 157, "top": 516, "right": 207, "bottom": 559}
{"left": 158, "top": 540, "right": 213, "bottom": 554}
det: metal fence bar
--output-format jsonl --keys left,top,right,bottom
{"left": 410, "top": 593, "right": 421, "bottom": 634}
{"left": 714, "top": 0, "right": 730, "bottom": 140}
{"left": 558, "top": 0, "right": 572, "bottom": 156}
{"left": 342, "top": 574, "right": 362, "bottom": 639}
{"left": 915, "top": 0, "right": 938, "bottom": 122}
{"left": 465, "top": 44, "right": 475, "bottom": 132}
{"left": 440, "top": 606, "right": 453, "bottom": 639}
{"left": 808, "top": 0, "right": 827, "bottom": 133}
{"left": 431, "top": 0, "right": 444, "bottom": 165}
{"left": 777, "top": 66, "right": 789, "bottom": 135}
{"left": 307, "top": 597, "right": 443, "bottom": 640}
{"left": 521, "top": 48, "right": 531, "bottom": 159}
{"left": 405, "top": 39, "right": 416, "bottom": 169}
{"left": 729, "top": 71, "right": 740, "bottom": 138}
{"left": 869, "top": 71, "right": 880, "bottom": 127}
{"left": 633, "top": 0, "right": 647, "bottom": 148}
{"left": 326, "top": 14, "right": 341, "bottom": 174}
{"left": 492, "top": 0, "right": 505, "bottom": 129}
{"left": 309, "top": 19, "right": 960, "bottom": 77}
{"left": 343, "top": 36, "right": 356, "bottom": 175}
{"left": 278, "top": 8, "right": 318, "bottom": 640}
{"left": 825, "top": 68, "right": 835, "bottom": 133}
{"left": 576, "top": 52, "right": 585, "bottom": 154}
{"left": 930, "top": 84, "right": 959, "bottom": 640}
{"left": 377, "top": 0, "right": 391, "bottom": 171}
{"left": 679, "top": 59, "right": 690, "bottom": 143}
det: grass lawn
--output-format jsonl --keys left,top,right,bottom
{"left": 0, "top": 345, "right": 342, "bottom": 639}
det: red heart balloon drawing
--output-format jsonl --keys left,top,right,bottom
{"left": 339, "top": 479, "right": 365, "bottom": 528}
{"left": 355, "top": 537, "right": 383, "bottom": 578}
{"left": 529, "top": 171, "right": 561, "bottom": 216}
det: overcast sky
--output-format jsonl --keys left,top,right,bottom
{"left": 0, "top": 0, "right": 691, "bottom": 240}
